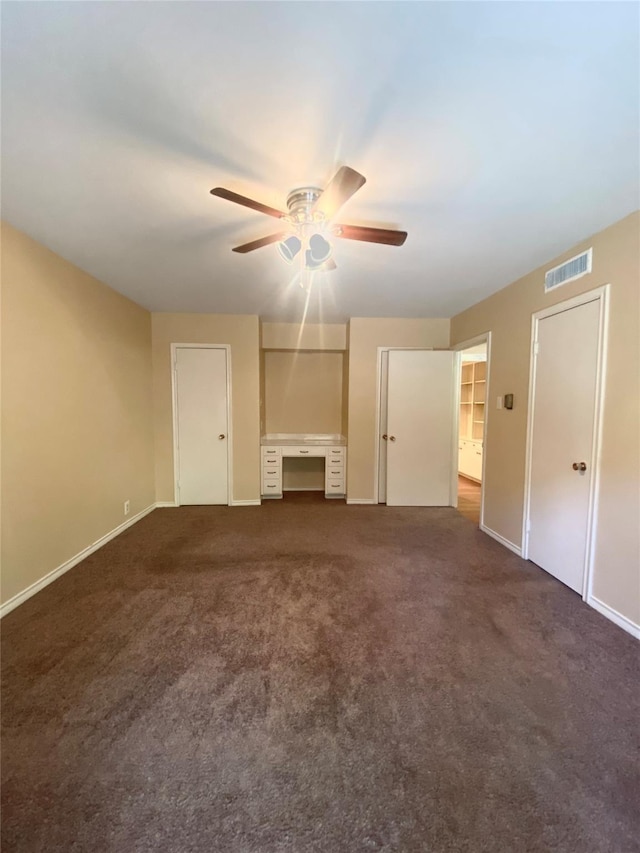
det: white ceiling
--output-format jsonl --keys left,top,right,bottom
{"left": 2, "top": 2, "right": 638, "bottom": 323}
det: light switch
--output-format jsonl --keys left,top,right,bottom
{"left": 497, "top": 396, "right": 503, "bottom": 409}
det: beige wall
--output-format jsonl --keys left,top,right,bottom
{"left": 347, "top": 318, "right": 451, "bottom": 500}
{"left": 451, "top": 211, "right": 640, "bottom": 625}
{"left": 264, "top": 351, "right": 344, "bottom": 435}
{"left": 341, "top": 345, "right": 350, "bottom": 437}
{"left": 1, "top": 223, "right": 155, "bottom": 606}
{"left": 282, "top": 457, "right": 325, "bottom": 491}
{"left": 152, "top": 314, "right": 260, "bottom": 504}
{"left": 262, "top": 322, "right": 347, "bottom": 351}
{"left": 259, "top": 322, "right": 266, "bottom": 435}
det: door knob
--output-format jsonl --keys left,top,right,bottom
{"left": 389, "top": 436, "right": 396, "bottom": 442}
{"left": 382, "top": 434, "right": 388, "bottom": 441}
{"left": 572, "top": 461, "right": 587, "bottom": 471}
{"left": 218, "top": 434, "right": 226, "bottom": 440}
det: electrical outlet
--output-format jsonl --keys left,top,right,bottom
{"left": 124, "top": 500, "right": 130, "bottom": 516}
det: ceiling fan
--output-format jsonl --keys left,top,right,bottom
{"left": 210, "top": 166, "right": 407, "bottom": 272}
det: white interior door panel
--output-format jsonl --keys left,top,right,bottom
{"left": 528, "top": 299, "right": 600, "bottom": 592}
{"left": 175, "top": 347, "right": 229, "bottom": 505}
{"left": 386, "top": 350, "right": 455, "bottom": 506}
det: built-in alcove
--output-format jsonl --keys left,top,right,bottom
{"left": 261, "top": 348, "right": 347, "bottom": 491}
{"left": 264, "top": 350, "right": 344, "bottom": 434}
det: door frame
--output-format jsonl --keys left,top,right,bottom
{"left": 452, "top": 332, "right": 492, "bottom": 526}
{"left": 522, "top": 285, "right": 610, "bottom": 602}
{"left": 170, "top": 343, "right": 233, "bottom": 507}
{"left": 375, "top": 349, "right": 389, "bottom": 505}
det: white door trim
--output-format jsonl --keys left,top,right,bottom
{"left": 522, "top": 285, "right": 610, "bottom": 603}
{"left": 374, "top": 346, "right": 434, "bottom": 505}
{"left": 170, "top": 343, "right": 233, "bottom": 507}
{"left": 451, "top": 332, "right": 492, "bottom": 527}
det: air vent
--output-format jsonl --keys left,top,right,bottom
{"left": 545, "top": 248, "right": 592, "bottom": 292}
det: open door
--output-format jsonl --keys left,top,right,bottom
{"left": 385, "top": 350, "right": 456, "bottom": 506}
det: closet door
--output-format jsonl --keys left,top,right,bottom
{"left": 386, "top": 350, "right": 455, "bottom": 506}
{"left": 527, "top": 298, "right": 600, "bottom": 593}
{"left": 174, "top": 347, "right": 229, "bottom": 505}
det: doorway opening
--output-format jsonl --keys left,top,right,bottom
{"left": 454, "top": 337, "right": 489, "bottom": 525}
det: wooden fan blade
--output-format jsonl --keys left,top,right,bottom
{"left": 232, "top": 232, "right": 288, "bottom": 253}
{"left": 313, "top": 166, "right": 366, "bottom": 220}
{"left": 334, "top": 224, "right": 407, "bottom": 246}
{"left": 210, "top": 187, "right": 286, "bottom": 219}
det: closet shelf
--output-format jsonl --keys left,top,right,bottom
{"left": 459, "top": 360, "right": 486, "bottom": 444}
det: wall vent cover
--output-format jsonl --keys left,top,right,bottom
{"left": 545, "top": 248, "right": 592, "bottom": 292}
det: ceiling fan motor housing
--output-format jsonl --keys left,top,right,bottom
{"left": 285, "top": 187, "right": 324, "bottom": 224}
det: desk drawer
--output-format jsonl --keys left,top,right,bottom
{"left": 262, "top": 483, "right": 282, "bottom": 496}
{"left": 325, "top": 478, "right": 345, "bottom": 494}
{"left": 284, "top": 446, "right": 327, "bottom": 457}
{"left": 261, "top": 474, "right": 282, "bottom": 494}
{"left": 326, "top": 464, "right": 344, "bottom": 477}
{"left": 262, "top": 447, "right": 281, "bottom": 460}
{"left": 326, "top": 447, "right": 345, "bottom": 459}
{"left": 262, "top": 464, "right": 281, "bottom": 477}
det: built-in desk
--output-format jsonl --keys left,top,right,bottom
{"left": 261, "top": 434, "right": 347, "bottom": 499}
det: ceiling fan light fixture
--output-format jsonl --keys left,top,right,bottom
{"left": 304, "top": 249, "right": 326, "bottom": 271}
{"left": 277, "top": 235, "right": 302, "bottom": 263}
{"left": 308, "top": 232, "right": 332, "bottom": 263}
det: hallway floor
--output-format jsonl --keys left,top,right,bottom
{"left": 457, "top": 474, "right": 481, "bottom": 524}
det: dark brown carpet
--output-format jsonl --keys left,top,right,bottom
{"left": 2, "top": 493, "right": 639, "bottom": 852}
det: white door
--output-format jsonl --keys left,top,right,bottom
{"left": 527, "top": 299, "right": 600, "bottom": 592}
{"left": 377, "top": 351, "right": 389, "bottom": 503}
{"left": 386, "top": 350, "right": 455, "bottom": 506}
{"left": 174, "top": 347, "right": 229, "bottom": 505}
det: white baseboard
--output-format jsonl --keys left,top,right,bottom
{"left": 0, "top": 503, "right": 156, "bottom": 619}
{"left": 480, "top": 523, "right": 523, "bottom": 557}
{"left": 346, "top": 498, "right": 376, "bottom": 505}
{"left": 587, "top": 595, "right": 640, "bottom": 639}
{"left": 157, "top": 500, "right": 264, "bottom": 507}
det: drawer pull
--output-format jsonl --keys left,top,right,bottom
{"left": 331, "top": 450, "right": 342, "bottom": 454}
{"left": 299, "top": 450, "right": 309, "bottom": 454}
{"left": 266, "top": 485, "right": 277, "bottom": 489}
{"left": 266, "top": 470, "right": 277, "bottom": 474}
{"left": 330, "top": 485, "right": 340, "bottom": 489}
{"left": 330, "top": 470, "right": 341, "bottom": 474}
